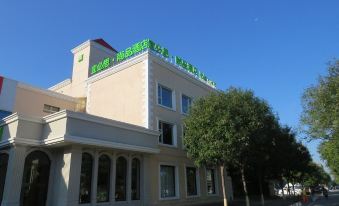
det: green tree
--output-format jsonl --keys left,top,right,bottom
{"left": 301, "top": 59, "right": 339, "bottom": 179}
{"left": 184, "top": 88, "right": 276, "bottom": 206}
{"left": 319, "top": 140, "right": 339, "bottom": 182}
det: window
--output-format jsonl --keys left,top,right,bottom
{"left": 97, "top": 155, "right": 111, "bottom": 203}
{"left": 181, "top": 95, "right": 192, "bottom": 114}
{"left": 43, "top": 104, "right": 60, "bottom": 114}
{"left": 131, "top": 158, "right": 140, "bottom": 200}
{"left": 0, "top": 153, "right": 9, "bottom": 204}
{"left": 21, "top": 151, "right": 51, "bottom": 206}
{"left": 160, "top": 165, "right": 176, "bottom": 198}
{"left": 158, "top": 84, "right": 173, "bottom": 108}
{"left": 182, "top": 125, "right": 186, "bottom": 149}
{"left": 159, "top": 121, "right": 173, "bottom": 145}
{"left": 115, "top": 157, "right": 127, "bottom": 201}
{"left": 206, "top": 168, "right": 216, "bottom": 195}
{"left": 186, "top": 167, "right": 198, "bottom": 196}
{"left": 79, "top": 153, "right": 93, "bottom": 204}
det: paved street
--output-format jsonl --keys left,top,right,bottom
{"left": 307, "top": 190, "right": 339, "bottom": 206}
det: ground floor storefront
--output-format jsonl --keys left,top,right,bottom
{"left": 0, "top": 111, "right": 233, "bottom": 206}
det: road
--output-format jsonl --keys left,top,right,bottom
{"left": 308, "top": 190, "right": 339, "bottom": 206}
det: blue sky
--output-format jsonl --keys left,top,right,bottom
{"left": 1, "top": 1, "right": 338, "bottom": 172}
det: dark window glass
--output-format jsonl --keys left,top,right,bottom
{"left": 115, "top": 157, "right": 127, "bottom": 201}
{"left": 43, "top": 104, "right": 60, "bottom": 114}
{"left": 186, "top": 167, "right": 197, "bottom": 196}
{"left": 181, "top": 95, "right": 192, "bottom": 114}
{"left": 131, "top": 158, "right": 140, "bottom": 200}
{"left": 158, "top": 85, "right": 173, "bottom": 108}
{"left": 0, "top": 153, "right": 9, "bottom": 203}
{"left": 20, "top": 151, "right": 50, "bottom": 206}
{"left": 97, "top": 155, "right": 111, "bottom": 203}
{"left": 159, "top": 121, "right": 173, "bottom": 145}
{"left": 79, "top": 153, "right": 93, "bottom": 204}
{"left": 160, "top": 165, "right": 176, "bottom": 198}
{"left": 206, "top": 169, "right": 216, "bottom": 194}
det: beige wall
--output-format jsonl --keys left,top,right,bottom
{"left": 150, "top": 57, "right": 215, "bottom": 150}
{"left": 87, "top": 60, "right": 146, "bottom": 127}
{"left": 13, "top": 85, "right": 76, "bottom": 117}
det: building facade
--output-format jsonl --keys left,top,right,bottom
{"left": 0, "top": 38, "right": 233, "bottom": 206}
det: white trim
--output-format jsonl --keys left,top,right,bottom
{"left": 159, "top": 162, "right": 180, "bottom": 200}
{"left": 48, "top": 78, "right": 72, "bottom": 91}
{"left": 1, "top": 113, "right": 42, "bottom": 126}
{"left": 157, "top": 118, "right": 177, "bottom": 147}
{"left": 156, "top": 82, "right": 176, "bottom": 111}
{"left": 149, "top": 52, "right": 217, "bottom": 91}
{"left": 43, "top": 110, "right": 159, "bottom": 136}
{"left": 184, "top": 165, "right": 201, "bottom": 198}
{"left": 64, "top": 135, "right": 160, "bottom": 154}
{"left": 17, "top": 82, "right": 77, "bottom": 103}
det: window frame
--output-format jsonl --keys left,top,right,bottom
{"left": 157, "top": 119, "right": 177, "bottom": 147}
{"left": 205, "top": 167, "right": 218, "bottom": 196}
{"left": 184, "top": 165, "right": 200, "bottom": 198}
{"left": 181, "top": 94, "right": 192, "bottom": 115}
{"left": 156, "top": 83, "right": 176, "bottom": 111}
{"left": 159, "top": 163, "right": 179, "bottom": 200}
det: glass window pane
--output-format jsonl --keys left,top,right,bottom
{"left": 21, "top": 151, "right": 51, "bottom": 206}
{"left": 158, "top": 85, "right": 172, "bottom": 108}
{"left": 97, "top": 155, "right": 110, "bottom": 203}
{"left": 182, "top": 95, "right": 191, "bottom": 114}
{"left": 159, "top": 122, "right": 173, "bottom": 145}
{"left": 79, "top": 153, "right": 93, "bottom": 204}
{"left": 160, "top": 165, "right": 175, "bottom": 198}
{"left": 206, "top": 169, "right": 216, "bottom": 194}
{"left": 0, "top": 153, "right": 9, "bottom": 204}
{"left": 186, "top": 167, "right": 197, "bottom": 196}
{"left": 115, "top": 157, "right": 127, "bottom": 201}
{"left": 131, "top": 158, "right": 140, "bottom": 200}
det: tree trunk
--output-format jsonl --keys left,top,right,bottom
{"left": 221, "top": 165, "right": 229, "bottom": 206}
{"left": 287, "top": 179, "right": 290, "bottom": 196}
{"left": 292, "top": 179, "right": 295, "bottom": 196}
{"left": 258, "top": 175, "right": 265, "bottom": 206}
{"left": 240, "top": 166, "right": 250, "bottom": 206}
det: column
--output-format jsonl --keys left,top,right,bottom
{"left": 110, "top": 152, "right": 116, "bottom": 204}
{"left": 127, "top": 154, "right": 132, "bottom": 203}
{"left": 142, "top": 154, "right": 152, "bottom": 205}
{"left": 91, "top": 151, "right": 99, "bottom": 205}
{"left": 2, "top": 145, "right": 27, "bottom": 206}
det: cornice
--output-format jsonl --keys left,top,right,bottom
{"left": 49, "top": 78, "right": 72, "bottom": 91}
{"left": 86, "top": 51, "right": 148, "bottom": 84}
{"left": 17, "top": 82, "right": 78, "bottom": 103}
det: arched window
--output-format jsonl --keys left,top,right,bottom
{"left": 115, "top": 156, "right": 127, "bottom": 201}
{"left": 97, "top": 155, "right": 111, "bottom": 203}
{"left": 0, "top": 153, "right": 9, "bottom": 203}
{"left": 20, "top": 151, "right": 50, "bottom": 206}
{"left": 79, "top": 153, "right": 93, "bottom": 204}
{"left": 131, "top": 158, "right": 140, "bottom": 200}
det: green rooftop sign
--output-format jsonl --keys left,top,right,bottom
{"left": 89, "top": 39, "right": 216, "bottom": 88}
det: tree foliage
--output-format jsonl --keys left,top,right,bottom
{"left": 301, "top": 59, "right": 339, "bottom": 179}
{"left": 184, "top": 88, "right": 277, "bottom": 206}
